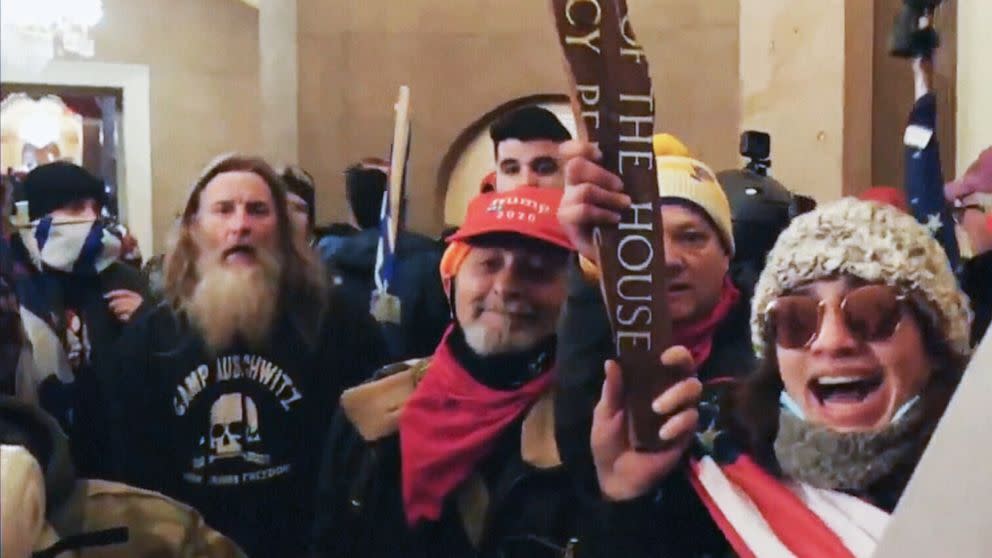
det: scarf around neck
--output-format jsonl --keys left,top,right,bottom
{"left": 19, "top": 217, "right": 120, "bottom": 275}
{"left": 674, "top": 276, "right": 740, "bottom": 371}
{"left": 398, "top": 326, "right": 554, "bottom": 526}
{"left": 773, "top": 399, "right": 926, "bottom": 494}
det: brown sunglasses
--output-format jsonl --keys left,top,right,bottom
{"left": 766, "top": 284, "right": 910, "bottom": 349}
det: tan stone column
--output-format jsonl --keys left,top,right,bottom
{"left": 259, "top": 0, "right": 300, "bottom": 165}
{"left": 739, "top": 0, "right": 874, "bottom": 201}
{"left": 956, "top": 0, "right": 992, "bottom": 171}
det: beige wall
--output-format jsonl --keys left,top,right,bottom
{"left": 956, "top": 0, "right": 992, "bottom": 172}
{"left": 739, "top": 0, "right": 874, "bottom": 202}
{"left": 90, "top": 0, "right": 261, "bottom": 253}
{"left": 871, "top": 0, "right": 957, "bottom": 191}
{"left": 294, "top": 0, "right": 740, "bottom": 235}
{"left": 72, "top": 1, "right": 974, "bottom": 247}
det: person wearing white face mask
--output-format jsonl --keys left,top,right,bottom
{"left": 10, "top": 162, "right": 149, "bottom": 478}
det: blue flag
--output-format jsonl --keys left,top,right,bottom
{"left": 373, "top": 124, "right": 411, "bottom": 300}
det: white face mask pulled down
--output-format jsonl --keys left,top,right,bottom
{"left": 18, "top": 217, "right": 121, "bottom": 275}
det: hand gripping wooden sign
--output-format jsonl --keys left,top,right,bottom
{"left": 551, "top": 0, "right": 677, "bottom": 451}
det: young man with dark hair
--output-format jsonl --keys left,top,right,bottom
{"left": 345, "top": 159, "right": 389, "bottom": 230}
{"left": 316, "top": 161, "right": 386, "bottom": 261}
{"left": 489, "top": 106, "right": 572, "bottom": 192}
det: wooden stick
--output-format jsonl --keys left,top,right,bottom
{"left": 388, "top": 85, "right": 411, "bottom": 251}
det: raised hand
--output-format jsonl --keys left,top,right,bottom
{"left": 557, "top": 140, "right": 630, "bottom": 263}
{"left": 591, "top": 346, "right": 701, "bottom": 502}
{"left": 104, "top": 289, "right": 144, "bottom": 323}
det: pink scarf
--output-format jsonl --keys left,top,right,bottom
{"left": 674, "top": 277, "right": 741, "bottom": 371}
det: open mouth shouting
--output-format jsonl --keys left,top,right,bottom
{"left": 222, "top": 244, "right": 258, "bottom": 265}
{"left": 804, "top": 369, "right": 892, "bottom": 432}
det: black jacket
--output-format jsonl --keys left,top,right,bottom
{"left": 13, "top": 258, "right": 149, "bottom": 477}
{"left": 108, "top": 291, "right": 386, "bottom": 558}
{"left": 962, "top": 250, "right": 992, "bottom": 346}
{"left": 311, "top": 347, "right": 578, "bottom": 558}
{"left": 328, "top": 228, "right": 448, "bottom": 361}
{"left": 555, "top": 268, "right": 756, "bottom": 558}
{"left": 570, "top": 378, "right": 742, "bottom": 557}
{"left": 554, "top": 264, "right": 755, "bottom": 493}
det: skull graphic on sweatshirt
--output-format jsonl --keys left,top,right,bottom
{"left": 201, "top": 392, "right": 270, "bottom": 467}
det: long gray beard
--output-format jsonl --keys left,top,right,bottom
{"left": 184, "top": 256, "right": 281, "bottom": 352}
{"left": 773, "top": 402, "right": 925, "bottom": 492}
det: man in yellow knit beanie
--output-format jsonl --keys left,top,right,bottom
{"left": 553, "top": 135, "right": 756, "bottom": 525}
{"left": 558, "top": 134, "right": 744, "bottom": 352}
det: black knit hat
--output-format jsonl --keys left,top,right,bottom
{"left": 23, "top": 162, "right": 106, "bottom": 221}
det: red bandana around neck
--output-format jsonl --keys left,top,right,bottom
{"left": 673, "top": 277, "right": 741, "bottom": 371}
{"left": 399, "top": 327, "right": 554, "bottom": 526}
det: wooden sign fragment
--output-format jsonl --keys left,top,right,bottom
{"left": 550, "top": 0, "right": 676, "bottom": 451}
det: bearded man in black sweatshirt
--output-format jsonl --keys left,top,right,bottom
{"left": 110, "top": 154, "right": 386, "bottom": 557}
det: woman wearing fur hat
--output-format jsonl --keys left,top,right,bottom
{"left": 577, "top": 198, "right": 971, "bottom": 557}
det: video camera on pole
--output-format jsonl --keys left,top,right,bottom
{"left": 740, "top": 130, "right": 771, "bottom": 176}
{"left": 719, "top": 131, "right": 817, "bottom": 292}
{"left": 889, "top": 0, "right": 943, "bottom": 59}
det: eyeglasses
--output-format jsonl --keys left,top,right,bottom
{"left": 765, "top": 284, "right": 909, "bottom": 349}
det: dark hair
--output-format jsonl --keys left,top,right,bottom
{"left": 489, "top": 106, "right": 572, "bottom": 158}
{"left": 344, "top": 163, "right": 386, "bottom": 230}
{"left": 725, "top": 291, "right": 968, "bottom": 481}
{"left": 279, "top": 165, "right": 316, "bottom": 228}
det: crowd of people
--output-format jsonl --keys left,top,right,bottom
{"left": 2, "top": 50, "right": 992, "bottom": 558}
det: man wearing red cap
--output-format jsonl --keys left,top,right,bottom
{"left": 312, "top": 186, "right": 578, "bottom": 558}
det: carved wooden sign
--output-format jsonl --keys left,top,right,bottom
{"left": 551, "top": 0, "right": 675, "bottom": 451}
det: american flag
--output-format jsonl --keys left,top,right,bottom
{"left": 905, "top": 92, "right": 961, "bottom": 273}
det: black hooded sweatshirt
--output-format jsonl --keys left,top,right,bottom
{"left": 108, "top": 290, "right": 386, "bottom": 557}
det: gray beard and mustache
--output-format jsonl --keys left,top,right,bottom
{"left": 183, "top": 247, "right": 282, "bottom": 352}
{"left": 462, "top": 298, "right": 555, "bottom": 356}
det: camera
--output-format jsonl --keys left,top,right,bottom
{"left": 740, "top": 130, "right": 771, "bottom": 176}
{"left": 889, "top": 0, "right": 943, "bottom": 58}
